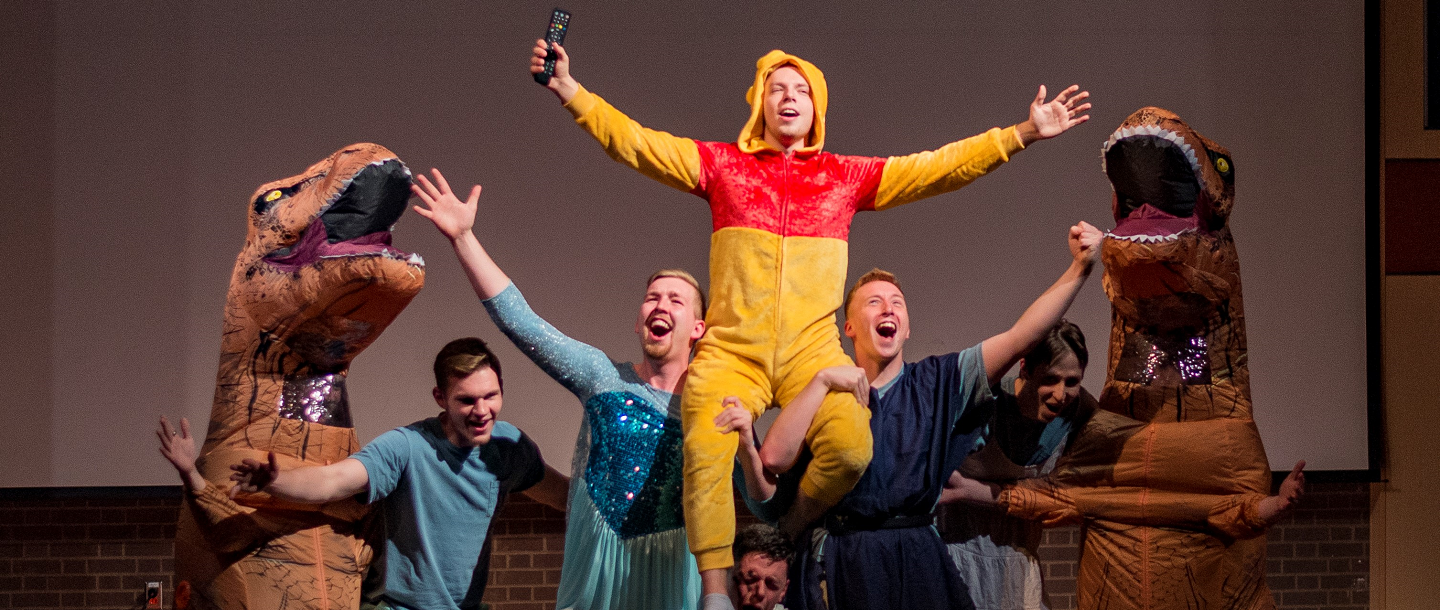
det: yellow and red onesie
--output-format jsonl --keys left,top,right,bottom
{"left": 565, "top": 50, "right": 1025, "bottom": 570}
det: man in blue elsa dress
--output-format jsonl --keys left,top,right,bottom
{"left": 412, "top": 169, "right": 705, "bottom": 610}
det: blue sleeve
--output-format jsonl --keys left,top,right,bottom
{"left": 952, "top": 344, "right": 996, "bottom": 431}
{"left": 487, "top": 422, "right": 546, "bottom": 494}
{"left": 483, "top": 282, "right": 619, "bottom": 401}
{"left": 351, "top": 427, "right": 413, "bottom": 504}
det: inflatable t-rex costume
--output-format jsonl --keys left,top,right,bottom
{"left": 175, "top": 143, "right": 424, "bottom": 609}
{"left": 998, "top": 108, "right": 1277, "bottom": 609}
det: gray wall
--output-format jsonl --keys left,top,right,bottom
{"left": 0, "top": 0, "right": 1367, "bottom": 485}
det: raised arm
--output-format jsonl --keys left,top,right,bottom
{"left": 874, "top": 85, "right": 1091, "bottom": 210}
{"left": 758, "top": 366, "right": 869, "bottom": 474}
{"left": 980, "top": 222, "right": 1101, "bottom": 384}
{"left": 415, "top": 168, "right": 617, "bottom": 398}
{"left": 528, "top": 41, "right": 702, "bottom": 193}
{"left": 229, "top": 452, "right": 369, "bottom": 505}
{"left": 413, "top": 169, "right": 509, "bottom": 299}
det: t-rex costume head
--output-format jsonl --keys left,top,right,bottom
{"left": 175, "top": 143, "right": 424, "bottom": 610}
{"left": 1000, "top": 109, "right": 1277, "bottom": 610}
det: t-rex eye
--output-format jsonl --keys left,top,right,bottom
{"left": 264, "top": 189, "right": 284, "bottom": 202}
{"left": 1214, "top": 157, "right": 1230, "bottom": 173}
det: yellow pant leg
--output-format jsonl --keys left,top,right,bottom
{"left": 774, "top": 345, "right": 873, "bottom": 506}
{"left": 681, "top": 344, "right": 771, "bottom": 572}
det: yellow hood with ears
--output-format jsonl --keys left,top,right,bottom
{"left": 738, "top": 50, "right": 829, "bottom": 155}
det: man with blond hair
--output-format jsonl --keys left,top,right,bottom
{"left": 412, "top": 169, "right": 707, "bottom": 610}
{"left": 529, "top": 40, "right": 1093, "bottom": 607}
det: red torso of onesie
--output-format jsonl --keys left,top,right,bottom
{"left": 692, "top": 142, "right": 887, "bottom": 240}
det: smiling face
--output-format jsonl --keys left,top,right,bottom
{"left": 733, "top": 552, "right": 789, "bottom": 610}
{"left": 761, "top": 65, "right": 815, "bottom": 150}
{"left": 845, "top": 280, "right": 910, "bottom": 368}
{"left": 433, "top": 366, "right": 503, "bottom": 447}
{"left": 1019, "top": 352, "right": 1085, "bottom": 423}
{"left": 635, "top": 276, "right": 706, "bottom": 363}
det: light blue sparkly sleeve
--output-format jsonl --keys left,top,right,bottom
{"left": 483, "top": 283, "right": 618, "bottom": 400}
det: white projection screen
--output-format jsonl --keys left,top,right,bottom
{"left": 0, "top": 0, "right": 1371, "bottom": 487}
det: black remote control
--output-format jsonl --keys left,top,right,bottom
{"left": 534, "top": 8, "right": 571, "bottom": 85}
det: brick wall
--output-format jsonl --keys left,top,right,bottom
{"left": 0, "top": 490, "right": 177, "bottom": 609}
{"left": 0, "top": 483, "right": 1369, "bottom": 610}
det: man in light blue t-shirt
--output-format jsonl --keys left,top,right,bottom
{"left": 227, "top": 338, "right": 546, "bottom": 610}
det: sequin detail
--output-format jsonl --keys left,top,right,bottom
{"left": 584, "top": 391, "right": 685, "bottom": 539}
{"left": 277, "top": 373, "right": 352, "bottom": 427}
{"left": 1116, "top": 332, "right": 1211, "bottom": 385}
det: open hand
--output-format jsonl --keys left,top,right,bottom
{"left": 715, "top": 397, "right": 757, "bottom": 448}
{"left": 1068, "top": 221, "right": 1103, "bottom": 268}
{"left": 412, "top": 168, "right": 481, "bottom": 242}
{"left": 229, "top": 452, "right": 281, "bottom": 499}
{"left": 1021, "top": 85, "right": 1091, "bottom": 144}
{"left": 157, "top": 417, "right": 206, "bottom": 490}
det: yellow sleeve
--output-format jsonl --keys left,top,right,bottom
{"left": 873, "top": 125, "right": 1025, "bottom": 210}
{"left": 564, "top": 84, "right": 703, "bottom": 193}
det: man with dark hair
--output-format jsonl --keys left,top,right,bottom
{"left": 731, "top": 525, "right": 793, "bottom": 610}
{"left": 723, "top": 222, "right": 1102, "bottom": 609}
{"left": 936, "top": 320, "right": 1095, "bottom": 610}
{"left": 412, "top": 169, "right": 708, "bottom": 610}
{"left": 214, "top": 337, "right": 546, "bottom": 610}
{"left": 530, "top": 39, "right": 1092, "bottom": 606}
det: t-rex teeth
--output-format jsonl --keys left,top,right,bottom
{"left": 1103, "top": 229, "right": 1196, "bottom": 243}
{"left": 407, "top": 253, "right": 425, "bottom": 266}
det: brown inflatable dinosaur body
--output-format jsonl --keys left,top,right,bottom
{"left": 175, "top": 144, "right": 424, "bottom": 609}
{"left": 999, "top": 109, "right": 1276, "bottom": 610}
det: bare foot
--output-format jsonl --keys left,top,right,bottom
{"left": 1257, "top": 460, "right": 1306, "bottom": 524}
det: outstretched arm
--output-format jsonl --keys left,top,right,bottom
{"left": 527, "top": 41, "right": 702, "bottom": 193}
{"left": 229, "top": 453, "right": 369, "bottom": 505}
{"left": 758, "top": 366, "right": 870, "bottom": 474}
{"left": 530, "top": 39, "right": 581, "bottom": 104}
{"left": 156, "top": 417, "right": 207, "bottom": 491}
{"left": 874, "top": 86, "right": 1091, "bottom": 210}
{"left": 938, "top": 470, "right": 1002, "bottom": 506}
{"left": 416, "top": 168, "right": 617, "bottom": 398}
{"left": 980, "top": 222, "right": 1101, "bottom": 384}
{"left": 1014, "top": 85, "right": 1091, "bottom": 146}
{"left": 1001, "top": 462, "right": 1307, "bottom": 538}
{"left": 413, "top": 169, "right": 509, "bottom": 299}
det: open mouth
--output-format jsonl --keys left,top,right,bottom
{"left": 467, "top": 415, "right": 492, "bottom": 434}
{"left": 1041, "top": 402, "right": 1061, "bottom": 418}
{"left": 263, "top": 158, "right": 425, "bottom": 271}
{"left": 778, "top": 108, "right": 801, "bottom": 118}
{"left": 1102, "top": 125, "right": 1205, "bottom": 241}
{"left": 876, "top": 320, "right": 898, "bottom": 338}
{"left": 647, "top": 316, "right": 674, "bottom": 338}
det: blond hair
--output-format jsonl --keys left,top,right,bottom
{"left": 647, "top": 268, "right": 707, "bottom": 319}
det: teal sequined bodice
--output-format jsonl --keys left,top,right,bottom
{"left": 583, "top": 391, "right": 685, "bottom": 539}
